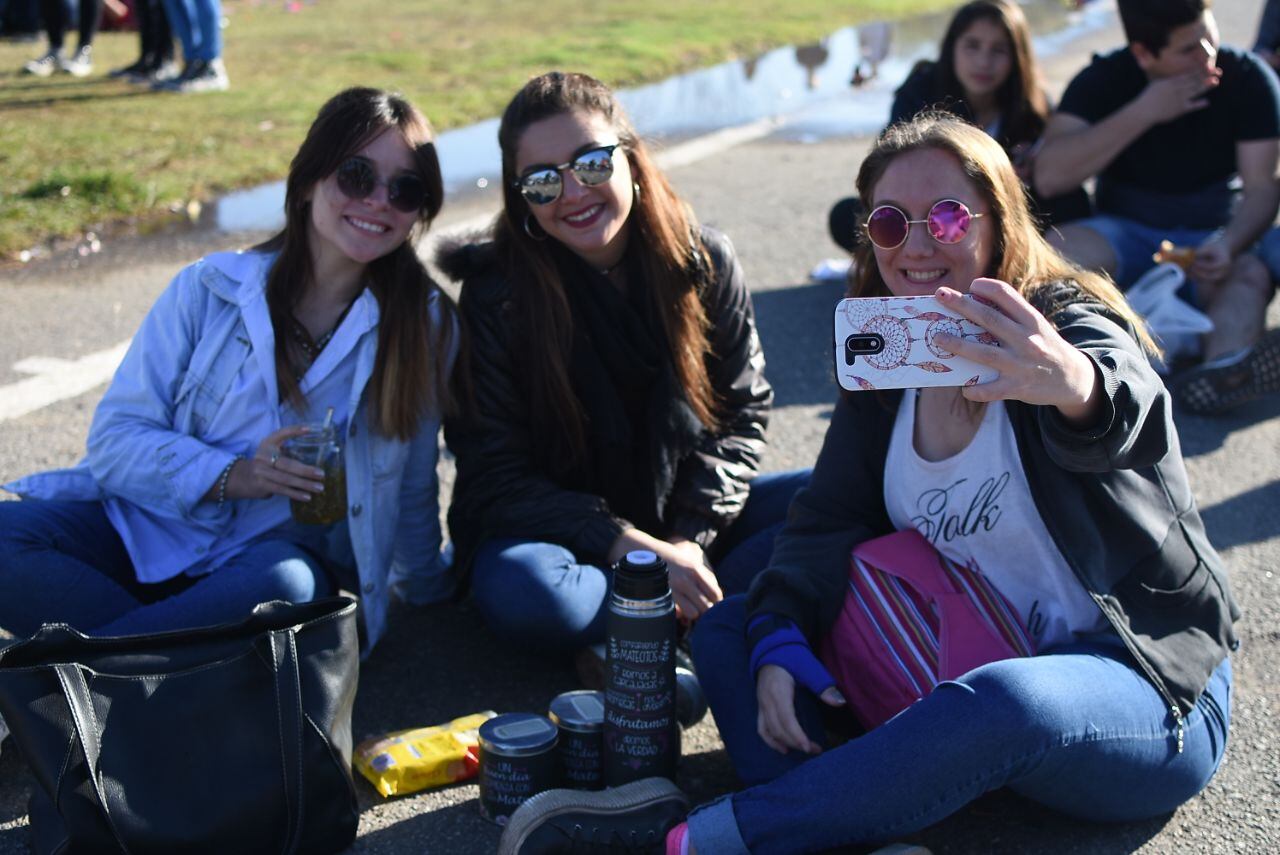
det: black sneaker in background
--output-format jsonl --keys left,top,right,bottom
{"left": 675, "top": 667, "right": 708, "bottom": 728}
{"left": 137, "top": 60, "right": 180, "bottom": 85}
{"left": 498, "top": 778, "right": 689, "bottom": 855}
{"left": 1175, "top": 328, "right": 1280, "bottom": 414}
{"left": 828, "top": 196, "right": 865, "bottom": 254}
{"left": 154, "top": 59, "right": 201, "bottom": 90}
{"left": 169, "top": 57, "right": 228, "bottom": 93}
{"left": 108, "top": 57, "right": 149, "bottom": 78}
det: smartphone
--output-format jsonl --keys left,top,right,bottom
{"left": 834, "top": 296, "right": 1000, "bottom": 392}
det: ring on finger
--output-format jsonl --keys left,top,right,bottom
{"left": 269, "top": 450, "right": 279, "bottom": 467}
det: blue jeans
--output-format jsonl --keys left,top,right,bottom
{"left": 1256, "top": 225, "right": 1280, "bottom": 284}
{"left": 0, "top": 500, "right": 332, "bottom": 637}
{"left": 1070, "top": 214, "right": 1216, "bottom": 292}
{"left": 159, "top": 0, "right": 219, "bottom": 61}
{"left": 469, "top": 470, "right": 810, "bottom": 650}
{"left": 688, "top": 595, "right": 1232, "bottom": 854}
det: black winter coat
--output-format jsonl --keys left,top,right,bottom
{"left": 441, "top": 227, "right": 772, "bottom": 582}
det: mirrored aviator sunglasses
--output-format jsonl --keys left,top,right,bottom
{"left": 865, "top": 199, "right": 983, "bottom": 250}
{"left": 515, "top": 144, "right": 620, "bottom": 206}
{"left": 334, "top": 157, "right": 428, "bottom": 214}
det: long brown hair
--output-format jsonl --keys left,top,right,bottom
{"left": 935, "top": 0, "right": 1049, "bottom": 147}
{"left": 494, "top": 71, "right": 718, "bottom": 464}
{"left": 853, "top": 114, "right": 1158, "bottom": 356}
{"left": 255, "top": 87, "right": 456, "bottom": 439}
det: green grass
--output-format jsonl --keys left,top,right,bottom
{"left": 0, "top": 0, "right": 959, "bottom": 257}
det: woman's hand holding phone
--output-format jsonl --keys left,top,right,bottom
{"left": 934, "top": 279, "right": 1102, "bottom": 426}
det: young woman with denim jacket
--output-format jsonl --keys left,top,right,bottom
{"left": 440, "top": 72, "right": 805, "bottom": 656}
{"left": 495, "top": 115, "right": 1238, "bottom": 855}
{"left": 0, "top": 88, "right": 457, "bottom": 650}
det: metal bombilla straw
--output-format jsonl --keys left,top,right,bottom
{"left": 315, "top": 406, "right": 334, "bottom": 467}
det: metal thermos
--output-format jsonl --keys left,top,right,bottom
{"left": 602, "top": 549, "right": 679, "bottom": 785}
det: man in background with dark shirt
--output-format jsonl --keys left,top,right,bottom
{"left": 1037, "top": 0, "right": 1280, "bottom": 414}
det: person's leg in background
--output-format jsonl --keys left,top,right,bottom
{"left": 56, "top": 0, "right": 100, "bottom": 74}
{"left": 106, "top": 0, "right": 147, "bottom": 77}
{"left": 1046, "top": 221, "right": 1121, "bottom": 280}
{"left": 1176, "top": 249, "right": 1280, "bottom": 413}
{"left": 156, "top": 0, "right": 194, "bottom": 86}
{"left": 146, "top": 0, "right": 175, "bottom": 75}
{"left": 21, "top": 0, "right": 66, "bottom": 75}
{"left": 161, "top": 0, "right": 226, "bottom": 92}
{"left": 1185, "top": 254, "right": 1272, "bottom": 362}
{"left": 109, "top": 0, "right": 174, "bottom": 80}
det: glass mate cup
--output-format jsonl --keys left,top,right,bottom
{"left": 281, "top": 423, "right": 347, "bottom": 524}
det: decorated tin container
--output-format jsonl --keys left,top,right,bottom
{"left": 548, "top": 690, "right": 605, "bottom": 790}
{"left": 477, "top": 713, "right": 559, "bottom": 825}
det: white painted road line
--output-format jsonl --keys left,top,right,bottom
{"left": 0, "top": 114, "right": 789, "bottom": 423}
{"left": 0, "top": 342, "right": 130, "bottom": 423}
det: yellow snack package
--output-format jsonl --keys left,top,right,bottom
{"left": 354, "top": 711, "right": 496, "bottom": 797}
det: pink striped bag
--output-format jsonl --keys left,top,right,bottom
{"left": 818, "top": 529, "right": 1034, "bottom": 730}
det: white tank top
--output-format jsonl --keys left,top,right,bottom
{"left": 883, "top": 390, "right": 1107, "bottom": 651}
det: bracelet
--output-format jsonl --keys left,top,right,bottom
{"left": 215, "top": 457, "right": 241, "bottom": 510}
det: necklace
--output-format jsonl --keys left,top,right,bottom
{"left": 289, "top": 317, "right": 336, "bottom": 364}
{"left": 288, "top": 299, "right": 354, "bottom": 373}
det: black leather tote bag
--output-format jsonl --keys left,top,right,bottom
{"left": 0, "top": 596, "right": 360, "bottom": 855}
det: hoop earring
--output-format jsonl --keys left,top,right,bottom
{"left": 524, "top": 213, "right": 547, "bottom": 241}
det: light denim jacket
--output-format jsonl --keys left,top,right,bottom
{"left": 5, "top": 250, "right": 455, "bottom": 648}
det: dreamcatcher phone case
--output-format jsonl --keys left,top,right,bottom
{"left": 834, "top": 296, "right": 1001, "bottom": 391}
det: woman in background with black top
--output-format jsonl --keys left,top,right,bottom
{"left": 441, "top": 71, "right": 804, "bottom": 656}
{"left": 829, "top": 0, "right": 1090, "bottom": 251}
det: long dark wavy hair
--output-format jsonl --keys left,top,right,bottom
{"left": 853, "top": 114, "right": 1158, "bottom": 356}
{"left": 255, "top": 87, "right": 455, "bottom": 439}
{"left": 934, "top": 0, "right": 1049, "bottom": 148}
{"left": 494, "top": 71, "right": 718, "bottom": 466}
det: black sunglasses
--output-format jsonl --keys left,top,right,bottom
{"left": 334, "top": 156, "right": 428, "bottom": 214}
{"left": 514, "top": 144, "right": 621, "bottom": 206}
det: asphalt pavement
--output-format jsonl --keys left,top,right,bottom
{"left": 1, "top": 1, "right": 1278, "bottom": 852}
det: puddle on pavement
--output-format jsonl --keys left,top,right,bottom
{"left": 215, "top": 0, "right": 1112, "bottom": 234}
